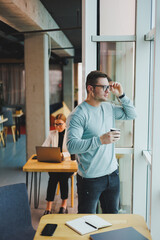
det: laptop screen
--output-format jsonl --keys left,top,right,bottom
{"left": 36, "top": 146, "right": 62, "bottom": 163}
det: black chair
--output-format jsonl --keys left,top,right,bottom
{"left": 0, "top": 183, "right": 36, "bottom": 240}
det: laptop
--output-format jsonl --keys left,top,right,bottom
{"left": 90, "top": 227, "right": 149, "bottom": 240}
{"left": 36, "top": 146, "right": 62, "bottom": 163}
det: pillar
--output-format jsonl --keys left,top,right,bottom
{"left": 24, "top": 33, "right": 49, "bottom": 158}
{"left": 63, "top": 58, "right": 74, "bottom": 111}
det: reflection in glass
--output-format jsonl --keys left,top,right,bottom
{"left": 116, "top": 154, "right": 133, "bottom": 213}
{"left": 148, "top": 41, "right": 154, "bottom": 152}
{"left": 49, "top": 65, "right": 62, "bottom": 104}
{"left": 100, "top": 42, "right": 135, "bottom": 148}
{"left": 100, "top": 42, "right": 135, "bottom": 213}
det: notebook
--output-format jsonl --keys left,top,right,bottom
{"left": 90, "top": 227, "right": 149, "bottom": 240}
{"left": 65, "top": 215, "right": 112, "bottom": 235}
{"left": 36, "top": 146, "right": 62, "bottom": 163}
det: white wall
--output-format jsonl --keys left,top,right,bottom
{"left": 100, "top": 0, "right": 136, "bottom": 36}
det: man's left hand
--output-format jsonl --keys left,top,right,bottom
{"left": 110, "top": 82, "right": 123, "bottom": 97}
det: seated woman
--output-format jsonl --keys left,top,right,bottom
{"left": 43, "top": 113, "right": 73, "bottom": 214}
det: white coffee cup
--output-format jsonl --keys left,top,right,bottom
{"left": 110, "top": 128, "right": 120, "bottom": 132}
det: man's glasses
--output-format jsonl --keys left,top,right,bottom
{"left": 91, "top": 85, "right": 111, "bottom": 91}
{"left": 54, "top": 123, "right": 64, "bottom": 126}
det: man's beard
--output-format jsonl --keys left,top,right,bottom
{"left": 93, "top": 92, "right": 108, "bottom": 102}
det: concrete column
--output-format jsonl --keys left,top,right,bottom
{"left": 24, "top": 33, "right": 49, "bottom": 158}
{"left": 63, "top": 58, "right": 74, "bottom": 111}
{"left": 82, "top": 0, "right": 97, "bottom": 100}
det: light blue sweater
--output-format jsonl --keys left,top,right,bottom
{"left": 66, "top": 96, "right": 137, "bottom": 178}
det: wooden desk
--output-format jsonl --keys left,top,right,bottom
{"left": 0, "top": 118, "right": 8, "bottom": 147}
{"left": 34, "top": 214, "right": 152, "bottom": 240}
{"left": 23, "top": 155, "right": 78, "bottom": 208}
{"left": 12, "top": 112, "right": 24, "bottom": 141}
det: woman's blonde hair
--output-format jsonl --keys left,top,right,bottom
{"left": 55, "top": 113, "right": 66, "bottom": 123}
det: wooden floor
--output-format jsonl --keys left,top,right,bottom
{"left": 0, "top": 134, "right": 78, "bottom": 230}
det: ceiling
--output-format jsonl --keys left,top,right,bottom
{"left": 0, "top": 0, "right": 82, "bottom": 63}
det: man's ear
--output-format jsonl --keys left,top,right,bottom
{"left": 87, "top": 85, "right": 93, "bottom": 92}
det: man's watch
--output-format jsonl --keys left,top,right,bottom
{"left": 118, "top": 93, "right": 125, "bottom": 99}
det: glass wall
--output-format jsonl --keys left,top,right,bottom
{"left": 148, "top": 41, "right": 154, "bottom": 152}
{"left": 145, "top": 0, "right": 156, "bottom": 228}
{"left": 49, "top": 64, "right": 63, "bottom": 105}
{"left": 100, "top": 42, "right": 135, "bottom": 148}
{"left": 100, "top": 41, "right": 135, "bottom": 213}
{"left": 148, "top": 0, "right": 155, "bottom": 153}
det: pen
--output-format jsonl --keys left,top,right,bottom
{"left": 85, "top": 221, "right": 97, "bottom": 229}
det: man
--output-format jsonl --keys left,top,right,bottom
{"left": 66, "top": 70, "right": 137, "bottom": 214}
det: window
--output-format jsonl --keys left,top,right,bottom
{"left": 100, "top": 42, "right": 135, "bottom": 148}
{"left": 100, "top": 41, "right": 135, "bottom": 213}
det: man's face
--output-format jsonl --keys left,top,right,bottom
{"left": 91, "top": 77, "right": 110, "bottom": 102}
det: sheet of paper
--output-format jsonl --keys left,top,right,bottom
{"left": 66, "top": 217, "right": 97, "bottom": 235}
{"left": 66, "top": 215, "right": 112, "bottom": 235}
{"left": 83, "top": 215, "right": 112, "bottom": 229}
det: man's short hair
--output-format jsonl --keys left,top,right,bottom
{"left": 86, "top": 70, "right": 112, "bottom": 91}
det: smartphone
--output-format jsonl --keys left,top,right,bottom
{"left": 41, "top": 223, "right": 57, "bottom": 236}
{"left": 110, "top": 128, "right": 120, "bottom": 132}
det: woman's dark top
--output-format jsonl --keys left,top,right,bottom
{"left": 58, "top": 130, "right": 65, "bottom": 152}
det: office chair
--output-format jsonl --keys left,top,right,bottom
{"left": 0, "top": 183, "right": 36, "bottom": 240}
{"left": 2, "top": 109, "right": 16, "bottom": 142}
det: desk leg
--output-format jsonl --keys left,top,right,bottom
{"left": 25, "top": 172, "right": 33, "bottom": 206}
{"left": 37, "top": 172, "right": 41, "bottom": 207}
{"left": 34, "top": 172, "right": 41, "bottom": 209}
{"left": 26, "top": 172, "right": 28, "bottom": 190}
{"left": 18, "top": 117, "right": 21, "bottom": 138}
{"left": 29, "top": 173, "right": 33, "bottom": 205}
{"left": 15, "top": 117, "right": 18, "bottom": 141}
{"left": 34, "top": 172, "right": 38, "bottom": 209}
{"left": 71, "top": 175, "right": 74, "bottom": 208}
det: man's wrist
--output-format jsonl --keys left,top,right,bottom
{"left": 100, "top": 136, "right": 103, "bottom": 144}
{"left": 118, "top": 93, "right": 125, "bottom": 99}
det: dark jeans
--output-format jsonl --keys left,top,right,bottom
{"left": 46, "top": 172, "right": 73, "bottom": 201}
{"left": 77, "top": 169, "right": 120, "bottom": 214}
